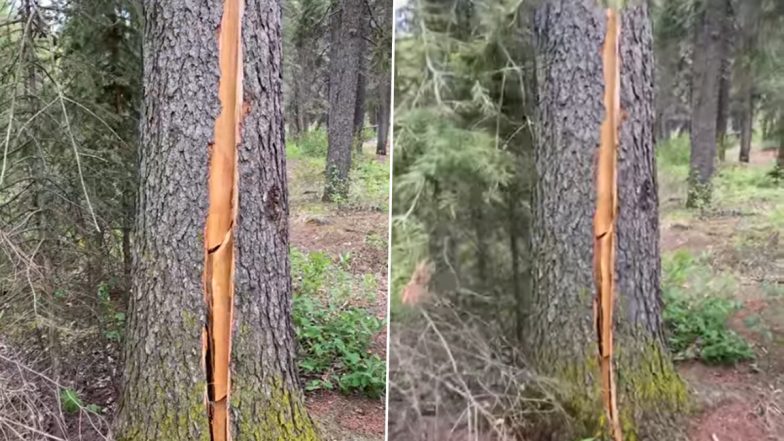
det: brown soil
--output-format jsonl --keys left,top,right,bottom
{"left": 665, "top": 148, "right": 784, "bottom": 441}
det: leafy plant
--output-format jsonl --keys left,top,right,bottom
{"left": 662, "top": 251, "right": 754, "bottom": 364}
{"left": 60, "top": 388, "right": 83, "bottom": 414}
{"left": 290, "top": 249, "right": 386, "bottom": 397}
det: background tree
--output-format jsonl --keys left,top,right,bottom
{"left": 374, "top": 0, "right": 393, "bottom": 155}
{"left": 323, "top": 0, "right": 364, "bottom": 201}
{"left": 687, "top": 0, "right": 724, "bottom": 207}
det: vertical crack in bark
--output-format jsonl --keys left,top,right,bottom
{"left": 205, "top": 1, "right": 243, "bottom": 440}
{"left": 595, "top": 8, "right": 623, "bottom": 441}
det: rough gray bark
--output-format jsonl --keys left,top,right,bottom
{"left": 530, "top": 2, "right": 685, "bottom": 439}
{"left": 737, "top": 0, "right": 761, "bottom": 163}
{"left": 687, "top": 0, "right": 724, "bottom": 207}
{"left": 324, "top": 0, "right": 364, "bottom": 201}
{"left": 114, "top": 1, "right": 317, "bottom": 439}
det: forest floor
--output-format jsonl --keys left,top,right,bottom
{"left": 287, "top": 139, "right": 389, "bottom": 441}
{"left": 659, "top": 143, "right": 783, "bottom": 440}
{"left": 0, "top": 137, "right": 389, "bottom": 441}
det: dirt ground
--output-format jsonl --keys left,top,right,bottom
{"left": 661, "top": 147, "right": 784, "bottom": 441}
{"left": 289, "top": 144, "right": 389, "bottom": 441}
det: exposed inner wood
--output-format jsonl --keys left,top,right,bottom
{"left": 205, "top": 1, "right": 243, "bottom": 440}
{"left": 594, "top": 8, "right": 623, "bottom": 441}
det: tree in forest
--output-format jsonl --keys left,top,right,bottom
{"left": 323, "top": 0, "right": 364, "bottom": 201}
{"left": 715, "top": 0, "right": 733, "bottom": 161}
{"left": 353, "top": 13, "right": 370, "bottom": 152}
{"left": 736, "top": 0, "right": 762, "bottom": 163}
{"left": 375, "top": 0, "right": 393, "bottom": 155}
{"left": 530, "top": 1, "right": 686, "bottom": 439}
{"left": 687, "top": 0, "right": 724, "bottom": 207}
{"left": 284, "top": 0, "right": 331, "bottom": 136}
{"left": 113, "top": 1, "right": 318, "bottom": 439}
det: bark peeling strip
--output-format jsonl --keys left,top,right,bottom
{"left": 594, "top": 8, "right": 623, "bottom": 441}
{"left": 204, "top": 1, "right": 244, "bottom": 440}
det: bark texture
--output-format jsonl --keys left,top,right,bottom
{"left": 114, "top": 2, "right": 317, "bottom": 439}
{"left": 737, "top": 0, "right": 760, "bottom": 164}
{"left": 530, "top": 2, "right": 686, "bottom": 439}
{"left": 687, "top": 0, "right": 724, "bottom": 207}
{"left": 324, "top": 0, "right": 364, "bottom": 200}
{"left": 229, "top": 2, "right": 317, "bottom": 437}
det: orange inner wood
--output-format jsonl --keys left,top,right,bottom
{"left": 594, "top": 8, "right": 623, "bottom": 441}
{"left": 205, "top": 1, "right": 243, "bottom": 440}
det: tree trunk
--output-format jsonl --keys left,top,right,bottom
{"left": 716, "top": 0, "right": 733, "bottom": 162}
{"left": 687, "top": 0, "right": 724, "bottom": 207}
{"left": 738, "top": 88, "right": 754, "bottom": 163}
{"left": 353, "top": 15, "right": 369, "bottom": 153}
{"left": 114, "top": 2, "right": 318, "bottom": 439}
{"left": 324, "top": 0, "right": 363, "bottom": 201}
{"left": 530, "top": 2, "right": 686, "bottom": 440}
{"left": 737, "top": 0, "right": 761, "bottom": 163}
{"left": 376, "top": 69, "right": 391, "bottom": 156}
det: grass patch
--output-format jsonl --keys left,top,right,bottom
{"left": 291, "top": 249, "right": 386, "bottom": 398}
{"left": 288, "top": 128, "right": 329, "bottom": 159}
{"left": 713, "top": 165, "right": 783, "bottom": 207}
{"left": 657, "top": 134, "right": 690, "bottom": 174}
{"left": 286, "top": 128, "right": 389, "bottom": 212}
{"left": 662, "top": 250, "right": 754, "bottom": 364}
{"left": 348, "top": 155, "right": 389, "bottom": 210}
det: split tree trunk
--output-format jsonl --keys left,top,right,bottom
{"left": 687, "top": 0, "right": 724, "bottom": 207}
{"left": 113, "top": 2, "right": 318, "bottom": 439}
{"left": 530, "top": 2, "right": 686, "bottom": 440}
{"left": 324, "top": 0, "right": 364, "bottom": 201}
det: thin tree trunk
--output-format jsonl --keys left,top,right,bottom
{"left": 114, "top": 2, "right": 318, "bottom": 439}
{"left": 737, "top": 0, "right": 760, "bottom": 163}
{"left": 353, "top": 15, "right": 369, "bottom": 153}
{"left": 375, "top": 0, "right": 392, "bottom": 156}
{"left": 716, "top": 0, "right": 732, "bottom": 161}
{"left": 530, "top": 2, "right": 686, "bottom": 439}
{"left": 687, "top": 0, "right": 724, "bottom": 207}
{"left": 376, "top": 70, "right": 391, "bottom": 155}
{"left": 324, "top": 0, "right": 363, "bottom": 201}
{"left": 738, "top": 88, "right": 754, "bottom": 163}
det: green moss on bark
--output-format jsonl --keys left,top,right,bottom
{"left": 114, "top": 381, "right": 210, "bottom": 441}
{"left": 231, "top": 375, "right": 320, "bottom": 440}
{"left": 532, "top": 340, "right": 688, "bottom": 441}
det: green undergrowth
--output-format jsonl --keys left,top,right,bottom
{"left": 286, "top": 128, "right": 389, "bottom": 211}
{"left": 662, "top": 250, "right": 754, "bottom": 364}
{"left": 290, "top": 249, "right": 385, "bottom": 398}
{"left": 657, "top": 134, "right": 783, "bottom": 213}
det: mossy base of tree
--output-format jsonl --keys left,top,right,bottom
{"left": 525, "top": 341, "right": 690, "bottom": 441}
{"left": 114, "top": 377, "right": 320, "bottom": 441}
{"left": 686, "top": 178, "right": 712, "bottom": 209}
{"left": 232, "top": 376, "right": 321, "bottom": 440}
